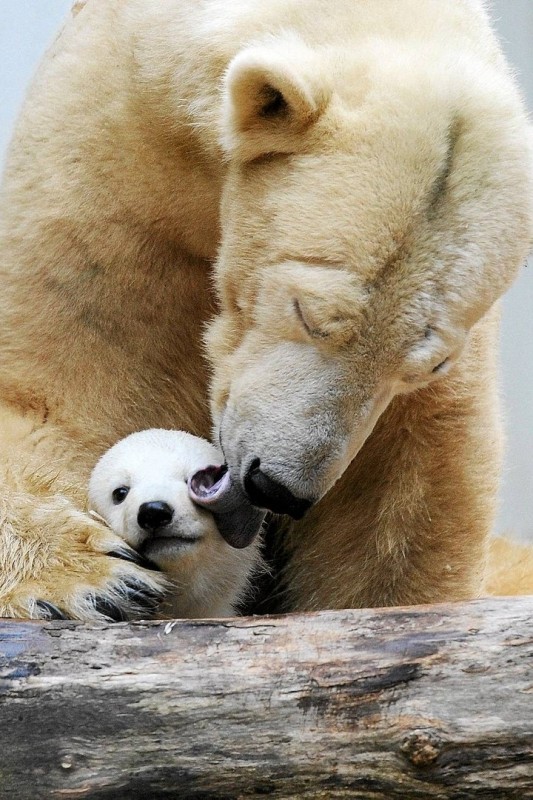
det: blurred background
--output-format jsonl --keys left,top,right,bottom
{"left": 1, "top": 1, "right": 532, "bottom": 541}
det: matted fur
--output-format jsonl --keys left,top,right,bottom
{"left": 0, "top": 0, "right": 531, "bottom": 619}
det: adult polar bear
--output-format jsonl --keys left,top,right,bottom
{"left": 0, "top": 0, "right": 531, "bottom": 619}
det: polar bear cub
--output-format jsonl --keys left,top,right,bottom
{"left": 89, "top": 429, "right": 261, "bottom": 618}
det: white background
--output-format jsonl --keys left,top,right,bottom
{"left": 1, "top": 1, "right": 532, "bottom": 541}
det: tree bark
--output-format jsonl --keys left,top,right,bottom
{"left": 0, "top": 597, "right": 532, "bottom": 799}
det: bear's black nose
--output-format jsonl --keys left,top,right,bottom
{"left": 243, "top": 460, "right": 313, "bottom": 519}
{"left": 137, "top": 501, "right": 174, "bottom": 532}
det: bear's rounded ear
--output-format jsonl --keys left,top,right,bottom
{"left": 221, "top": 41, "right": 330, "bottom": 161}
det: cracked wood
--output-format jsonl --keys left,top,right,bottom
{"left": 0, "top": 597, "right": 532, "bottom": 799}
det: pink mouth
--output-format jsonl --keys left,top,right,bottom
{"left": 188, "top": 464, "right": 266, "bottom": 550}
{"left": 188, "top": 464, "right": 230, "bottom": 505}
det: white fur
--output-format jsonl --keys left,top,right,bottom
{"left": 0, "top": 0, "right": 531, "bottom": 620}
{"left": 89, "top": 430, "right": 260, "bottom": 618}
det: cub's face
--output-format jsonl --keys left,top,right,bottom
{"left": 89, "top": 430, "right": 224, "bottom": 569}
{"left": 206, "top": 38, "right": 533, "bottom": 516}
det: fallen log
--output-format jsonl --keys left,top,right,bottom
{"left": 0, "top": 597, "right": 532, "bottom": 800}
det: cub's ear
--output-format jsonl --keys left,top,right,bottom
{"left": 221, "top": 40, "right": 330, "bottom": 161}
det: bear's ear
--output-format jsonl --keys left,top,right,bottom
{"left": 221, "top": 42, "right": 330, "bottom": 161}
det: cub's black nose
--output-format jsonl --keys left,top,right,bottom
{"left": 243, "top": 460, "right": 313, "bottom": 519}
{"left": 137, "top": 501, "right": 174, "bottom": 532}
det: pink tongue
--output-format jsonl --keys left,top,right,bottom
{"left": 188, "top": 465, "right": 266, "bottom": 550}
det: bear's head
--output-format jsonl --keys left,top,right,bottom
{"left": 204, "top": 34, "right": 533, "bottom": 521}
{"left": 88, "top": 429, "right": 226, "bottom": 559}
{"left": 88, "top": 429, "right": 263, "bottom": 614}
{"left": 89, "top": 428, "right": 263, "bottom": 557}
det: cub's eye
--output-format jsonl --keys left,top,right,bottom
{"left": 112, "top": 486, "right": 130, "bottom": 505}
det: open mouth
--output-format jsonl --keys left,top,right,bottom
{"left": 188, "top": 464, "right": 230, "bottom": 505}
{"left": 188, "top": 464, "right": 266, "bottom": 549}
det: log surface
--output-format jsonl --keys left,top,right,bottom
{"left": 0, "top": 598, "right": 532, "bottom": 799}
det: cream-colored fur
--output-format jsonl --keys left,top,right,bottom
{"left": 89, "top": 430, "right": 260, "bottom": 617}
{"left": 0, "top": 0, "right": 531, "bottom": 619}
{"left": 485, "top": 537, "right": 533, "bottom": 597}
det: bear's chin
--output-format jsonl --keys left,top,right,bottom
{"left": 140, "top": 535, "right": 198, "bottom": 561}
{"left": 188, "top": 465, "right": 266, "bottom": 549}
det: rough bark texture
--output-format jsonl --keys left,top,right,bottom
{"left": 0, "top": 598, "right": 532, "bottom": 799}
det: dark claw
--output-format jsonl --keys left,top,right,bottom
{"left": 123, "top": 577, "right": 165, "bottom": 611}
{"left": 35, "top": 600, "right": 72, "bottom": 620}
{"left": 108, "top": 547, "right": 161, "bottom": 572}
{"left": 92, "top": 596, "right": 129, "bottom": 622}
{"left": 92, "top": 577, "right": 165, "bottom": 622}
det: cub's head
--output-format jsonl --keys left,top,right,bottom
{"left": 89, "top": 429, "right": 262, "bottom": 615}
{"left": 89, "top": 429, "right": 226, "bottom": 561}
{"left": 205, "top": 33, "right": 533, "bottom": 518}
